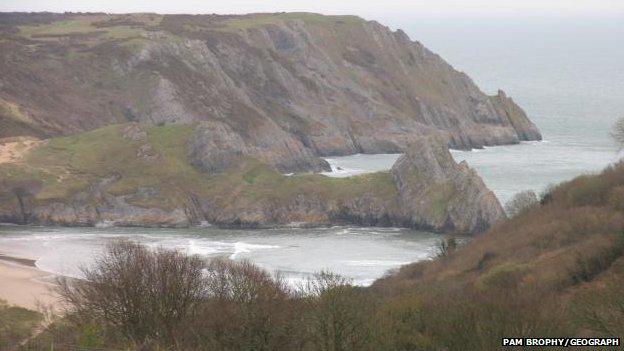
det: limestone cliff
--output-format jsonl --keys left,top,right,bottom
{"left": 391, "top": 136, "right": 506, "bottom": 233}
{"left": 0, "top": 124, "right": 505, "bottom": 234}
{"left": 0, "top": 12, "right": 540, "bottom": 173}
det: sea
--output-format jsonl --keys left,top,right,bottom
{"left": 1, "top": 16, "right": 623, "bottom": 285}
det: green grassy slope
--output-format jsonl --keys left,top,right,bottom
{"left": 0, "top": 123, "right": 396, "bottom": 217}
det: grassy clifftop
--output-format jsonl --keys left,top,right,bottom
{"left": 1, "top": 121, "right": 504, "bottom": 232}
{"left": 0, "top": 123, "right": 397, "bottom": 224}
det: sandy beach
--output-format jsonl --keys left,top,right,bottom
{"left": 0, "top": 255, "right": 59, "bottom": 310}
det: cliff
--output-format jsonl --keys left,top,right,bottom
{"left": 391, "top": 136, "right": 505, "bottom": 233}
{"left": 0, "top": 12, "right": 540, "bottom": 173}
{"left": 0, "top": 124, "right": 504, "bottom": 234}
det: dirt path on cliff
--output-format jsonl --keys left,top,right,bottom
{"left": 0, "top": 137, "right": 42, "bottom": 164}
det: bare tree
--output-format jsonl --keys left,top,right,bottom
{"left": 611, "top": 117, "right": 624, "bottom": 148}
{"left": 196, "top": 258, "right": 296, "bottom": 351}
{"left": 300, "top": 272, "right": 375, "bottom": 351}
{"left": 57, "top": 240, "right": 207, "bottom": 349}
{"left": 437, "top": 236, "right": 459, "bottom": 258}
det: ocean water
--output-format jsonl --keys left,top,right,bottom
{"left": 325, "top": 17, "right": 624, "bottom": 205}
{"left": 1, "top": 17, "right": 622, "bottom": 284}
{"left": 322, "top": 153, "right": 402, "bottom": 178}
{"left": 0, "top": 225, "right": 439, "bottom": 286}
{"left": 404, "top": 17, "right": 624, "bottom": 204}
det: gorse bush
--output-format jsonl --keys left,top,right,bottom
{"left": 568, "top": 232, "right": 624, "bottom": 284}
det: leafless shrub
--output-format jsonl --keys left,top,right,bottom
{"left": 300, "top": 272, "right": 375, "bottom": 351}
{"left": 298, "top": 270, "right": 352, "bottom": 296}
{"left": 195, "top": 257, "right": 297, "bottom": 351}
{"left": 205, "top": 257, "right": 291, "bottom": 302}
{"left": 611, "top": 117, "right": 624, "bottom": 148}
{"left": 57, "top": 240, "right": 207, "bottom": 349}
{"left": 437, "top": 236, "right": 458, "bottom": 258}
{"left": 505, "top": 190, "right": 539, "bottom": 217}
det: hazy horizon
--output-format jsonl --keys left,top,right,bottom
{"left": 1, "top": 0, "right": 623, "bottom": 20}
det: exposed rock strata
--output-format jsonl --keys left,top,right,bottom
{"left": 0, "top": 13, "right": 541, "bottom": 172}
{"left": 0, "top": 175, "right": 190, "bottom": 227}
{"left": 0, "top": 137, "right": 505, "bottom": 234}
{"left": 187, "top": 120, "right": 330, "bottom": 173}
{"left": 391, "top": 136, "right": 506, "bottom": 233}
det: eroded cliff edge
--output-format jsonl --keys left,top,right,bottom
{"left": 0, "top": 125, "right": 505, "bottom": 234}
{"left": 391, "top": 136, "right": 505, "bottom": 233}
{"left": 0, "top": 13, "right": 540, "bottom": 173}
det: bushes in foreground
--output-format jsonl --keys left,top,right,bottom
{"left": 0, "top": 300, "right": 41, "bottom": 348}
{"left": 29, "top": 162, "right": 624, "bottom": 350}
{"left": 47, "top": 240, "right": 620, "bottom": 351}
{"left": 54, "top": 241, "right": 378, "bottom": 351}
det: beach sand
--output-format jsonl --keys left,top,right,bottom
{"left": 0, "top": 255, "right": 59, "bottom": 310}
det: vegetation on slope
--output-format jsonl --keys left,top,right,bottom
{"left": 373, "top": 161, "right": 624, "bottom": 349}
{"left": 0, "top": 123, "right": 397, "bottom": 220}
{"left": 8, "top": 160, "right": 622, "bottom": 350}
{"left": 0, "top": 299, "right": 42, "bottom": 348}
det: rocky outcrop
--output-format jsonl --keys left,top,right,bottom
{"left": 0, "top": 13, "right": 541, "bottom": 171}
{"left": 187, "top": 120, "right": 330, "bottom": 173}
{"left": 489, "top": 90, "right": 542, "bottom": 141}
{"left": 391, "top": 136, "right": 506, "bottom": 233}
{"left": 0, "top": 176, "right": 192, "bottom": 227}
{"left": 0, "top": 12, "right": 526, "bottom": 232}
{"left": 0, "top": 133, "right": 504, "bottom": 234}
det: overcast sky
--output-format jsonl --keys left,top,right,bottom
{"left": 1, "top": 0, "right": 623, "bottom": 19}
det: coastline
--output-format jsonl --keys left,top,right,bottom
{"left": 0, "top": 254, "right": 59, "bottom": 310}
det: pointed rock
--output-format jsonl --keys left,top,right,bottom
{"left": 391, "top": 136, "right": 505, "bottom": 234}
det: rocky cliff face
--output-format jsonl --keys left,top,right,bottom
{"left": 187, "top": 120, "right": 330, "bottom": 173}
{"left": 391, "top": 136, "right": 506, "bottom": 233}
{"left": 0, "top": 13, "right": 540, "bottom": 172}
{"left": 0, "top": 13, "right": 532, "bottom": 233}
{"left": 0, "top": 124, "right": 505, "bottom": 234}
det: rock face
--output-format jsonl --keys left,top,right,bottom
{"left": 391, "top": 136, "right": 506, "bottom": 233}
{"left": 0, "top": 13, "right": 540, "bottom": 172}
{"left": 0, "top": 13, "right": 529, "bottom": 232}
{"left": 0, "top": 127, "right": 505, "bottom": 234}
{"left": 0, "top": 175, "right": 191, "bottom": 227}
{"left": 187, "top": 120, "right": 330, "bottom": 173}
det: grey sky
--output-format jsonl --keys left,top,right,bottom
{"left": 1, "top": 0, "right": 623, "bottom": 19}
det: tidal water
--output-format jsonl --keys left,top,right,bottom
{"left": 0, "top": 225, "right": 439, "bottom": 286}
{"left": 1, "top": 17, "right": 623, "bottom": 285}
{"left": 326, "top": 17, "right": 624, "bottom": 205}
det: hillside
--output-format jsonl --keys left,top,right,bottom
{"left": 370, "top": 161, "right": 624, "bottom": 349}
{"left": 0, "top": 12, "right": 540, "bottom": 174}
{"left": 9, "top": 157, "right": 623, "bottom": 350}
{"left": 0, "top": 123, "right": 503, "bottom": 232}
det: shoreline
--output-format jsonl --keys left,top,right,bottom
{"left": 0, "top": 254, "right": 59, "bottom": 310}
